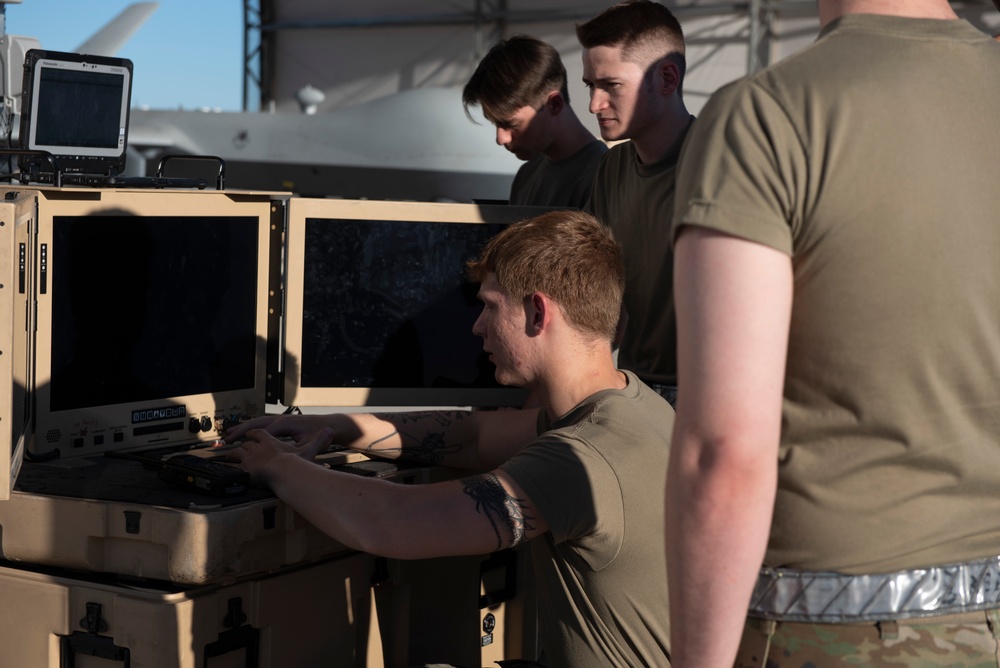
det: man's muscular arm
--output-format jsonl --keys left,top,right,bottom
{"left": 462, "top": 473, "right": 536, "bottom": 551}
{"left": 231, "top": 428, "right": 549, "bottom": 558}
{"left": 226, "top": 408, "right": 540, "bottom": 472}
{"left": 666, "top": 227, "right": 790, "bottom": 667}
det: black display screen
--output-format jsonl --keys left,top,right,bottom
{"left": 300, "top": 218, "right": 505, "bottom": 390}
{"left": 49, "top": 216, "right": 259, "bottom": 411}
{"left": 35, "top": 69, "right": 124, "bottom": 149}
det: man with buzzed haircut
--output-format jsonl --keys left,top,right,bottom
{"left": 463, "top": 35, "right": 606, "bottom": 208}
{"left": 577, "top": 0, "right": 695, "bottom": 403}
{"left": 227, "top": 210, "right": 673, "bottom": 667}
{"left": 666, "top": 0, "right": 1000, "bottom": 665}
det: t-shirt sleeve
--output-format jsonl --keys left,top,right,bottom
{"left": 672, "top": 78, "right": 806, "bottom": 255}
{"left": 501, "top": 431, "right": 625, "bottom": 570}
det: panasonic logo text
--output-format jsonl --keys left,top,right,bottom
{"left": 132, "top": 406, "right": 186, "bottom": 424}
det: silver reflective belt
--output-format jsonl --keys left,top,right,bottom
{"left": 749, "top": 555, "right": 1000, "bottom": 623}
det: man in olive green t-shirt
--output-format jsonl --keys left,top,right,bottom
{"left": 228, "top": 210, "right": 673, "bottom": 667}
{"left": 578, "top": 0, "right": 695, "bottom": 397}
{"left": 462, "top": 35, "right": 606, "bottom": 209}
{"left": 666, "top": 1, "right": 1000, "bottom": 666}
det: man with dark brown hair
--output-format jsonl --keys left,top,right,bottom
{"left": 228, "top": 210, "right": 673, "bottom": 667}
{"left": 463, "top": 35, "right": 606, "bottom": 208}
{"left": 577, "top": 0, "right": 695, "bottom": 402}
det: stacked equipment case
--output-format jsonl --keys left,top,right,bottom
{"left": 0, "top": 187, "right": 538, "bottom": 666}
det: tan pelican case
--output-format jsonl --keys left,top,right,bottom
{"left": 0, "top": 552, "right": 378, "bottom": 668}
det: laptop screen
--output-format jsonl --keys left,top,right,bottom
{"left": 18, "top": 49, "right": 132, "bottom": 175}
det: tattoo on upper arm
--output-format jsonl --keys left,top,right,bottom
{"left": 462, "top": 473, "right": 535, "bottom": 551}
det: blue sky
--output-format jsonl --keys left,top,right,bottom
{"left": 4, "top": 1, "right": 244, "bottom": 111}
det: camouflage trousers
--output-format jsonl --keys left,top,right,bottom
{"left": 735, "top": 609, "right": 1000, "bottom": 667}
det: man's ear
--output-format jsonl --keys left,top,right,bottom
{"left": 525, "top": 292, "right": 549, "bottom": 336}
{"left": 659, "top": 58, "right": 681, "bottom": 96}
{"left": 546, "top": 91, "right": 565, "bottom": 116}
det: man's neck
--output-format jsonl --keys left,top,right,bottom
{"left": 819, "top": 0, "right": 958, "bottom": 27}
{"left": 543, "top": 113, "right": 601, "bottom": 162}
{"left": 535, "top": 352, "right": 626, "bottom": 420}
{"left": 631, "top": 106, "right": 693, "bottom": 166}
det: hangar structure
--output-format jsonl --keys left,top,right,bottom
{"left": 240, "top": 0, "right": 1000, "bottom": 122}
{"left": 241, "top": 0, "right": 818, "bottom": 122}
{"left": 125, "top": 1, "right": 998, "bottom": 202}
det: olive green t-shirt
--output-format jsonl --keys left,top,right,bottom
{"left": 509, "top": 139, "right": 607, "bottom": 209}
{"left": 501, "top": 371, "right": 673, "bottom": 666}
{"left": 674, "top": 15, "right": 1000, "bottom": 574}
{"left": 588, "top": 136, "right": 690, "bottom": 386}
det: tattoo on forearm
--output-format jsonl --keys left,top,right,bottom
{"left": 367, "top": 412, "right": 469, "bottom": 464}
{"left": 403, "top": 430, "right": 464, "bottom": 464}
{"left": 365, "top": 428, "right": 463, "bottom": 464}
{"left": 382, "top": 411, "right": 468, "bottom": 427}
{"left": 462, "top": 473, "right": 535, "bottom": 551}
{"left": 364, "top": 431, "right": 399, "bottom": 451}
